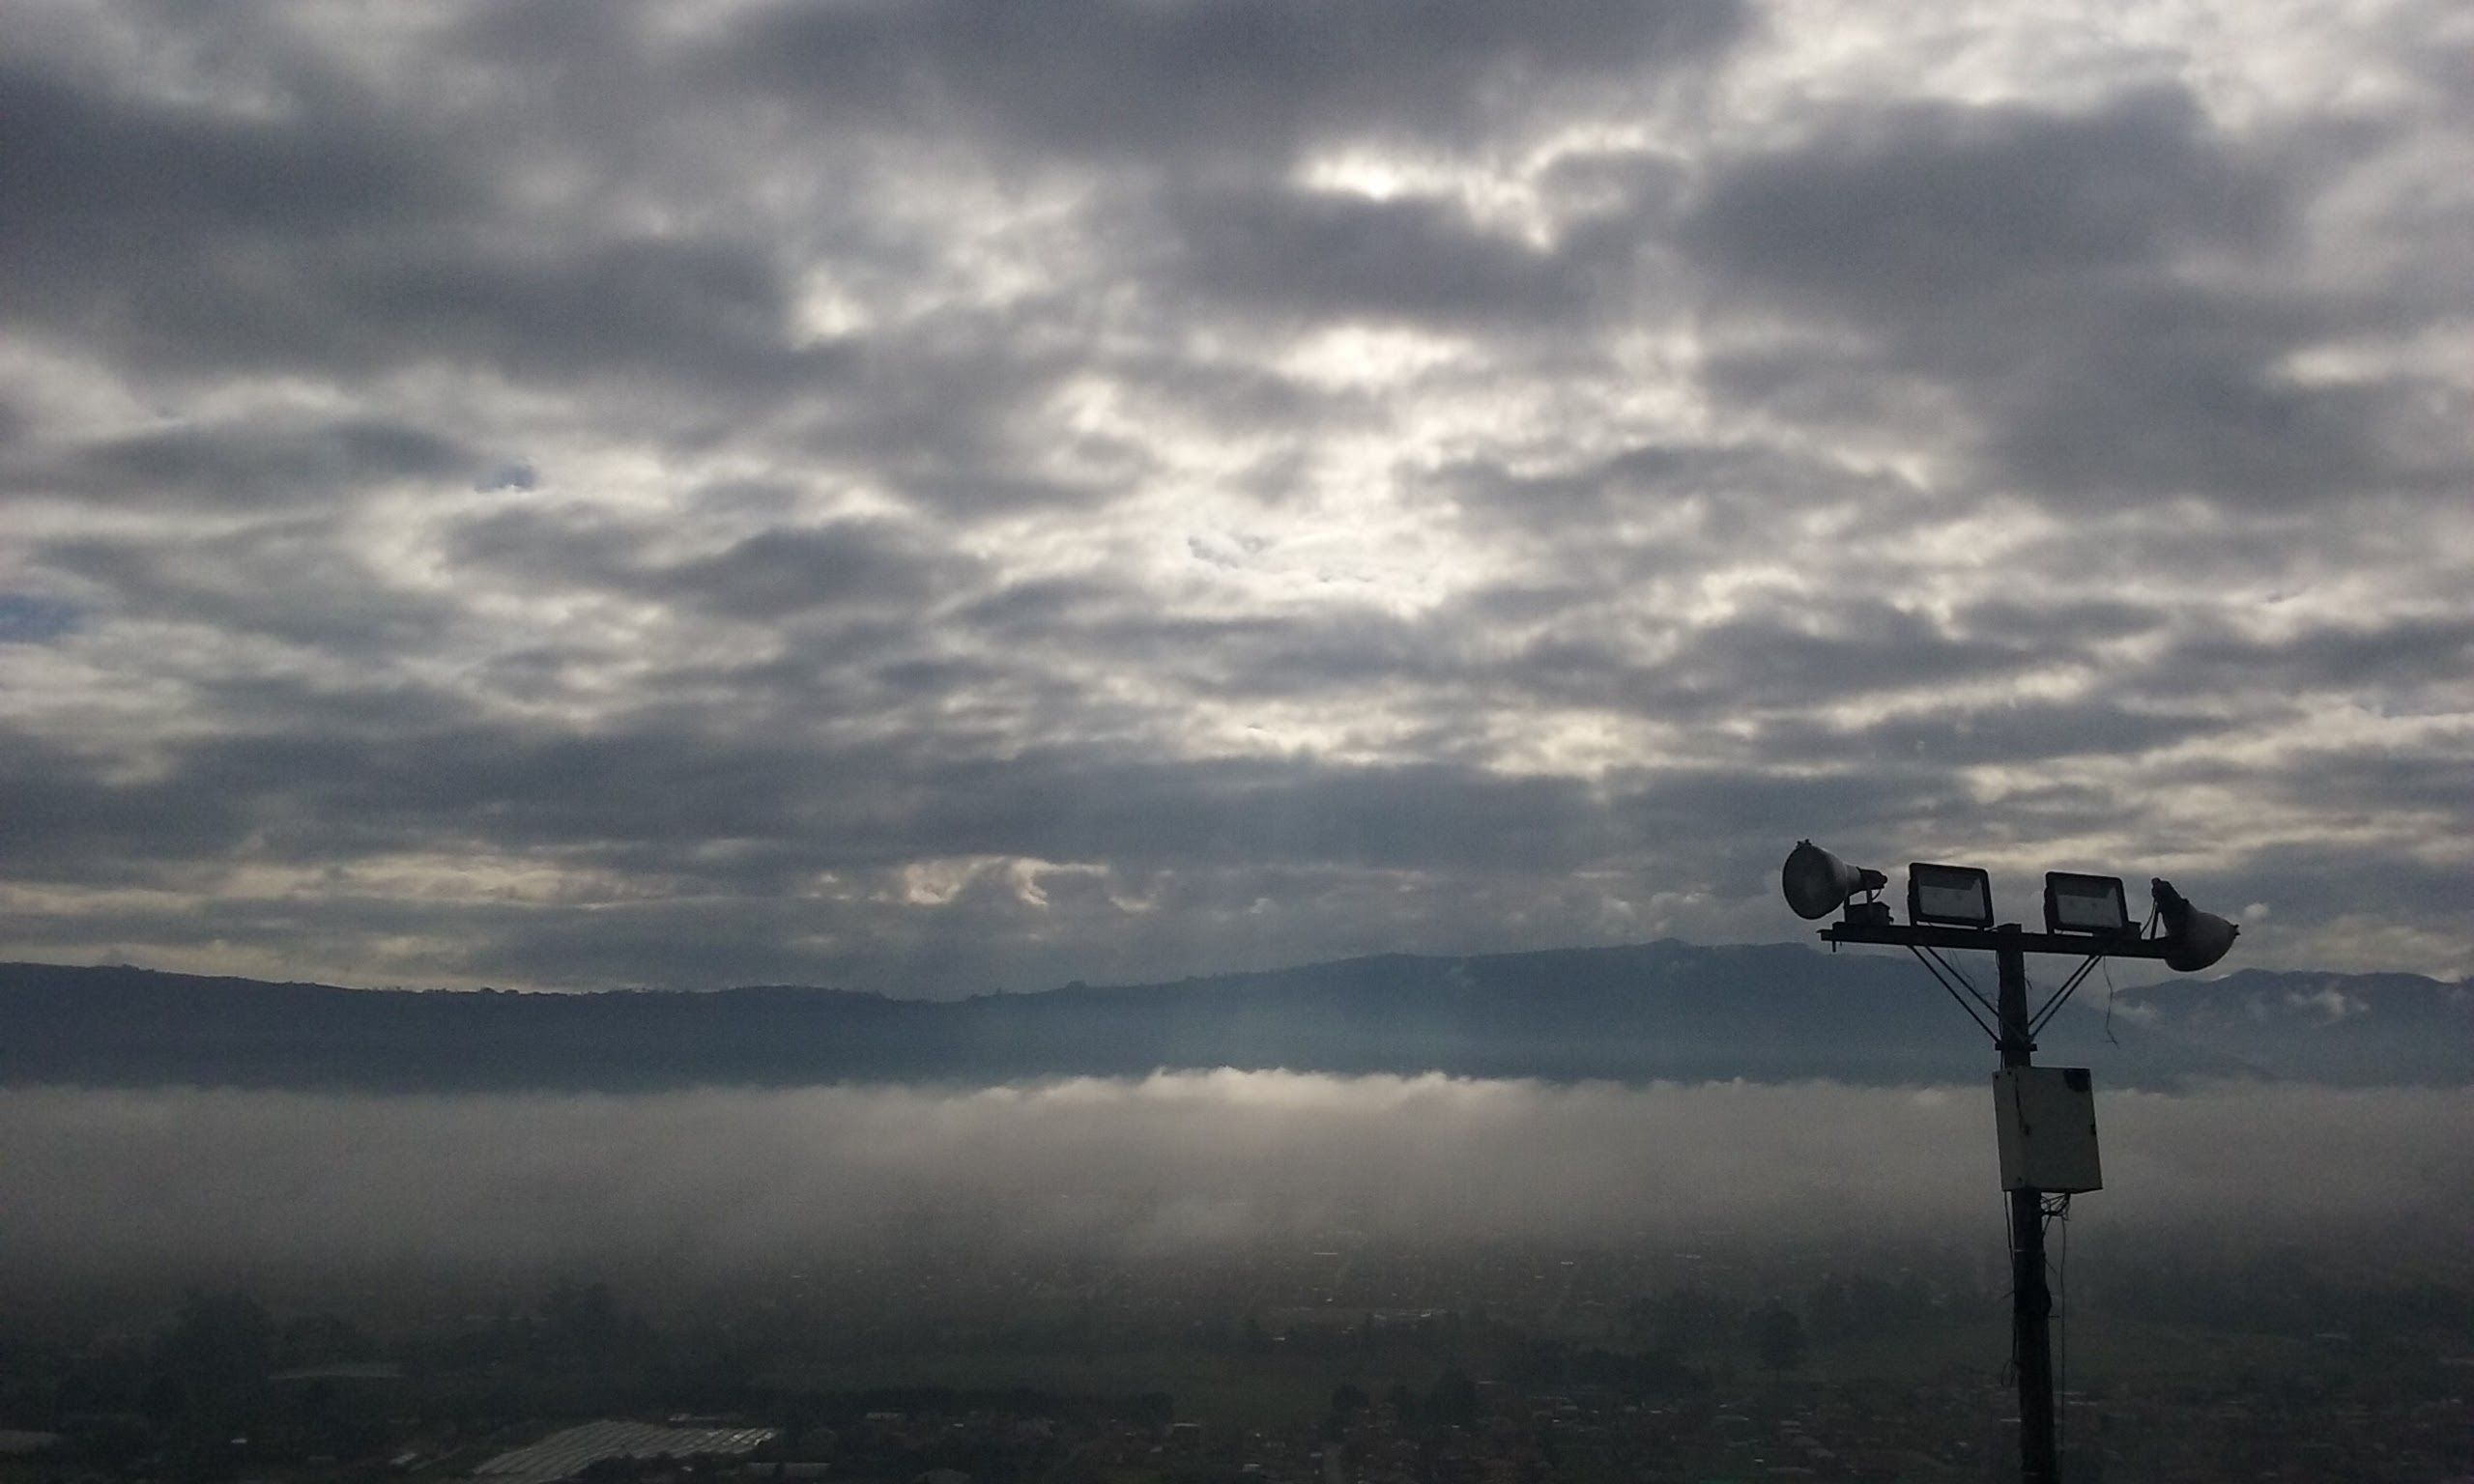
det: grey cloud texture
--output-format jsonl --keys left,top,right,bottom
{"left": 722, "top": 0, "right": 1741, "bottom": 159}
{"left": 0, "top": 0, "right": 2468, "bottom": 992}
{"left": 3, "top": 1075, "right": 2466, "bottom": 1293}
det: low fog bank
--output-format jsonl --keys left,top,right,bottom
{"left": 5, "top": 1074, "right": 2467, "bottom": 1302}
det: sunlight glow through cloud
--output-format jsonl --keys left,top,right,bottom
{"left": 0, "top": 0, "right": 2466, "bottom": 991}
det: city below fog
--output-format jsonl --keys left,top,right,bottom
{"left": 4, "top": 951, "right": 2470, "bottom": 1482}
{"left": 2, "top": 1072, "right": 2469, "bottom": 1481}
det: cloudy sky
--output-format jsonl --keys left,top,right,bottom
{"left": 3, "top": 0, "right": 2468, "bottom": 994}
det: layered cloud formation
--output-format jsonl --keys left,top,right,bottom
{"left": 3, "top": 0, "right": 2468, "bottom": 990}
{"left": 6, "top": 1075, "right": 2468, "bottom": 1291}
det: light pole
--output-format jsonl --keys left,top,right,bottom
{"left": 1780, "top": 843, "right": 2237, "bottom": 1484}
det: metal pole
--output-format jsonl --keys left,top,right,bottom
{"left": 1998, "top": 925, "right": 2057, "bottom": 1484}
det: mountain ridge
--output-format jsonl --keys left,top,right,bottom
{"left": 1, "top": 940, "right": 2461, "bottom": 1093}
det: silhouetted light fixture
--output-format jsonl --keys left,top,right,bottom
{"left": 1777, "top": 840, "right": 2240, "bottom": 1484}
{"left": 1781, "top": 840, "right": 1887, "bottom": 921}
{"left": 2153, "top": 877, "right": 2240, "bottom": 972}
{"left": 1908, "top": 862, "right": 1995, "bottom": 928}
{"left": 2043, "top": 872, "right": 2132, "bottom": 937}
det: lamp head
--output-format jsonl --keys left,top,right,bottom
{"left": 2045, "top": 871, "right": 2133, "bottom": 937}
{"left": 1908, "top": 862, "right": 1996, "bottom": 929}
{"left": 1782, "top": 841, "right": 1888, "bottom": 921}
{"left": 2152, "top": 877, "right": 2239, "bottom": 972}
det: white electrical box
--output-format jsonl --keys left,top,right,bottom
{"left": 1993, "top": 1067, "right": 2102, "bottom": 1193}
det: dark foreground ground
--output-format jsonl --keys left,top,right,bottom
{"left": 2, "top": 1234, "right": 2466, "bottom": 1483}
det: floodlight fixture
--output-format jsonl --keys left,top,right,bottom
{"left": 1908, "top": 862, "right": 1994, "bottom": 929}
{"left": 1781, "top": 840, "right": 1888, "bottom": 921}
{"left": 2043, "top": 872, "right": 2132, "bottom": 938}
{"left": 1781, "top": 840, "right": 2239, "bottom": 1484}
{"left": 2152, "top": 877, "right": 2239, "bottom": 972}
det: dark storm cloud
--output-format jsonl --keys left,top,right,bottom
{"left": 172, "top": 726, "right": 833, "bottom": 859}
{"left": 1608, "top": 765, "right": 1949, "bottom": 848}
{"left": 1160, "top": 185, "right": 1597, "bottom": 327}
{"left": 36, "top": 528, "right": 460, "bottom": 653}
{"left": 771, "top": 318, "right": 1156, "bottom": 517}
{"left": 1752, "top": 702, "right": 2237, "bottom": 768}
{"left": 451, "top": 507, "right": 968, "bottom": 620}
{"left": 2172, "top": 841, "right": 2472, "bottom": 928}
{"left": 1429, "top": 442, "right": 1951, "bottom": 589}
{"left": 343, "top": 236, "right": 849, "bottom": 390}
{"left": 0, "top": 60, "right": 461, "bottom": 252}
{"left": 1684, "top": 86, "right": 2458, "bottom": 508}
{"left": 723, "top": 0, "right": 1742, "bottom": 160}
{"left": 1010, "top": 605, "right": 1457, "bottom": 699}
{"left": 1954, "top": 597, "right": 2169, "bottom": 649}
{"left": 950, "top": 568, "right": 2050, "bottom": 725}
{"left": 4, "top": 725, "right": 1620, "bottom": 883}
{"left": 1979, "top": 287, "right": 2440, "bottom": 508}
{"left": 2144, "top": 614, "right": 2474, "bottom": 696}
{"left": 0, "top": 58, "right": 836, "bottom": 391}
{"left": 660, "top": 526, "right": 962, "bottom": 619}
{"left": 0, "top": 730, "right": 257, "bottom": 878}
{"left": 16, "top": 417, "right": 474, "bottom": 508}
{"left": 1689, "top": 89, "right": 2284, "bottom": 307}
{"left": 1, "top": 668, "right": 2001, "bottom": 991}
{"left": 899, "top": 752, "right": 1615, "bottom": 871}
{"left": 1629, "top": 605, "right": 2034, "bottom": 711}
{"left": 2139, "top": 734, "right": 2474, "bottom": 877}
{"left": 1334, "top": 602, "right": 2059, "bottom": 728}
{"left": 958, "top": 576, "right": 1131, "bottom": 636}
{"left": 1443, "top": 440, "right": 1914, "bottom": 520}
{"left": 0, "top": 0, "right": 2466, "bottom": 989}
{"left": 0, "top": 58, "right": 465, "bottom": 367}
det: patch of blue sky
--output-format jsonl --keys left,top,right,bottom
{"left": 0, "top": 594, "right": 80, "bottom": 643}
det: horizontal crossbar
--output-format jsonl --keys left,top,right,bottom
{"left": 1820, "top": 921, "right": 2170, "bottom": 958}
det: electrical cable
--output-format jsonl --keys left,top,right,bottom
{"left": 2048, "top": 1194, "right": 2072, "bottom": 1476}
{"left": 2101, "top": 957, "right": 2120, "bottom": 1046}
{"left": 2028, "top": 956, "right": 2106, "bottom": 1039}
{"left": 1921, "top": 946, "right": 1999, "bottom": 1017}
{"left": 1999, "top": 1195, "right": 2021, "bottom": 1385}
{"left": 2100, "top": 906, "right": 2159, "bottom": 1045}
{"left": 1908, "top": 947, "right": 1999, "bottom": 1042}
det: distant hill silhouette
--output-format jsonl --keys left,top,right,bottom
{"left": 2111, "top": 967, "right": 2472, "bottom": 1086}
{"left": 0, "top": 941, "right": 2460, "bottom": 1093}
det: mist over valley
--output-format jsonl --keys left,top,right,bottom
{"left": 5, "top": 945, "right": 2468, "bottom": 1479}
{"left": 7, "top": 1072, "right": 2468, "bottom": 1307}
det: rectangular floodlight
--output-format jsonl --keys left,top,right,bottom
{"left": 1908, "top": 862, "right": 1995, "bottom": 928}
{"left": 2044, "top": 871, "right": 2132, "bottom": 937}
